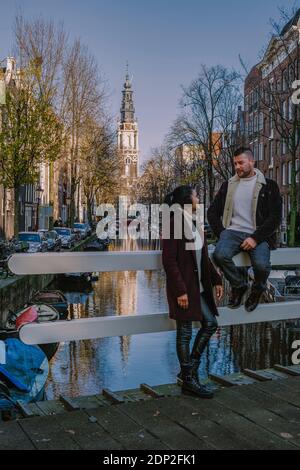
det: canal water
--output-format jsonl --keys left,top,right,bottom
{"left": 46, "top": 239, "right": 300, "bottom": 399}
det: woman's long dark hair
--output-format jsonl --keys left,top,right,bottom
{"left": 164, "top": 185, "right": 193, "bottom": 208}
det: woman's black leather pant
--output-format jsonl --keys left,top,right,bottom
{"left": 176, "top": 292, "right": 218, "bottom": 369}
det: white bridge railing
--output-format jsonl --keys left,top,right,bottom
{"left": 7, "top": 248, "right": 300, "bottom": 345}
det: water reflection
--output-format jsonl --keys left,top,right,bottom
{"left": 45, "top": 239, "right": 300, "bottom": 399}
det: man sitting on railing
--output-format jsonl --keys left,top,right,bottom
{"left": 207, "top": 147, "right": 282, "bottom": 312}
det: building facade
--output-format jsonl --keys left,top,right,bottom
{"left": 244, "top": 9, "right": 300, "bottom": 244}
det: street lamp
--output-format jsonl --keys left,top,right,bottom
{"left": 35, "top": 185, "right": 44, "bottom": 231}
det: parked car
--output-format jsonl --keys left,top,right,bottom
{"left": 53, "top": 227, "right": 76, "bottom": 249}
{"left": 73, "top": 223, "right": 89, "bottom": 240}
{"left": 18, "top": 232, "right": 48, "bottom": 253}
{"left": 38, "top": 230, "right": 62, "bottom": 252}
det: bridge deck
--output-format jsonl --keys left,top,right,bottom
{"left": 1, "top": 365, "right": 300, "bottom": 450}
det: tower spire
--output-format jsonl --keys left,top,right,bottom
{"left": 117, "top": 66, "right": 139, "bottom": 200}
{"left": 120, "top": 62, "right": 135, "bottom": 123}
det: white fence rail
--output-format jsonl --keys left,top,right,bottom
{"left": 8, "top": 248, "right": 300, "bottom": 275}
{"left": 7, "top": 248, "right": 300, "bottom": 345}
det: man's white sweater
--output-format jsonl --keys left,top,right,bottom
{"left": 228, "top": 172, "right": 257, "bottom": 234}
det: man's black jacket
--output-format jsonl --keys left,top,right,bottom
{"left": 207, "top": 178, "right": 282, "bottom": 249}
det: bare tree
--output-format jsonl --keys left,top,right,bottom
{"left": 80, "top": 117, "right": 120, "bottom": 224}
{"left": 60, "top": 38, "right": 107, "bottom": 226}
{"left": 168, "top": 65, "right": 242, "bottom": 206}
{"left": 14, "top": 14, "right": 66, "bottom": 108}
{"left": 139, "top": 146, "right": 175, "bottom": 205}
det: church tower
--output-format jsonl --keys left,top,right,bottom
{"left": 117, "top": 66, "right": 139, "bottom": 200}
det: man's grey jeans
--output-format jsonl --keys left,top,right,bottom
{"left": 213, "top": 229, "right": 271, "bottom": 291}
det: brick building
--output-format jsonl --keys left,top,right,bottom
{"left": 244, "top": 9, "right": 300, "bottom": 244}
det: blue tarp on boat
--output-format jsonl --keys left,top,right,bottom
{"left": 0, "top": 339, "right": 48, "bottom": 411}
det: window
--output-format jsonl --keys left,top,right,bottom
{"left": 250, "top": 91, "right": 253, "bottom": 108}
{"left": 282, "top": 69, "right": 288, "bottom": 91}
{"left": 254, "top": 114, "right": 258, "bottom": 133}
{"left": 288, "top": 161, "right": 292, "bottom": 185}
{"left": 282, "top": 162, "right": 287, "bottom": 185}
{"left": 282, "top": 139, "right": 287, "bottom": 155}
{"left": 288, "top": 63, "right": 294, "bottom": 84}
{"left": 269, "top": 140, "right": 274, "bottom": 166}
{"left": 259, "top": 112, "right": 264, "bottom": 131}
{"left": 283, "top": 100, "right": 288, "bottom": 120}
{"left": 276, "top": 140, "right": 280, "bottom": 155}
{"left": 269, "top": 114, "right": 274, "bottom": 137}
{"left": 249, "top": 113, "right": 253, "bottom": 136}
{"left": 259, "top": 142, "right": 264, "bottom": 161}
{"left": 289, "top": 98, "right": 293, "bottom": 120}
{"left": 253, "top": 141, "right": 258, "bottom": 160}
{"left": 294, "top": 59, "right": 298, "bottom": 81}
{"left": 296, "top": 159, "right": 300, "bottom": 183}
{"left": 264, "top": 117, "right": 267, "bottom": 134}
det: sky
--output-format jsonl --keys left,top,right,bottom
{"left": 0, "top": 0, "right": 299, "bottom": 168}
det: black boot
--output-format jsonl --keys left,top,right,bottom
{"left": 244, "top": 287, "right": 265, "bottom": 312}
{"left": 177, "top": 359, "right": 200, "bottom": 383}
{"left": 191, "top": 357, "right": 214, "bottom": 393}
{"left": 228, "top": 285, "right": 248, "bottom": 309}
{"left": 181, "top": 365, "right": 214, "bottom": 399}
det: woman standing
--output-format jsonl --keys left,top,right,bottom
{"left": 162, "top": 185, "right": 223, "bottom": 398}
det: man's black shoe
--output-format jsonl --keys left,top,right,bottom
{"left": 228, "top": 285, "right": 248, "bottom": 309}
{"left": 245, "top": 288, "right": 265, "bottom": 312}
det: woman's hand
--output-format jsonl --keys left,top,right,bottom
{"left": 177, "top": 294, "right": 189, "bottom": 309}
{"left": 215, "top": 285, "right": 223, "bottom": 301}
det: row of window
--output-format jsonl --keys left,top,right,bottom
{"left": 268, "top": 161, "right": 300, "bottom": 185}
{"left": 246, "top": 99, "right": 295, "bottom": 137}
{"left": 251, "top": 134, "right": 300, "bottom": 164}
{"left": 245, "top": 59, "right": 298, "bottom": 111}
{"left": 253, "top": 154, "right": 299, "bottom": 185}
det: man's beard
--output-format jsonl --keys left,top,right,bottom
{"left": 238, "top": 168, "right": 254, "bottom": 178}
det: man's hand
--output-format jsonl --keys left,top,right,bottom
{"left": 215, "top": 285, "right": 224, "bottom": 300}
{"left": 240, "top": 237, "right": 257, "bottom": 251}
{"left": 177, "top": 294, "right": 189, "bottom": 309}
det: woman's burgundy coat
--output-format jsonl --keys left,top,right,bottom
{"left": 162, "top": 217, "right": 222, "bottom": 322}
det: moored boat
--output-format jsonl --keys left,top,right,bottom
{"left": 1, "top": 304, "right": 61, "bottom": 360}
{"left": 0, "top": 338, "right": 48, "bottom": 412}
{"left": 29, "top": 290, "right": 68, "bottom": 319}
